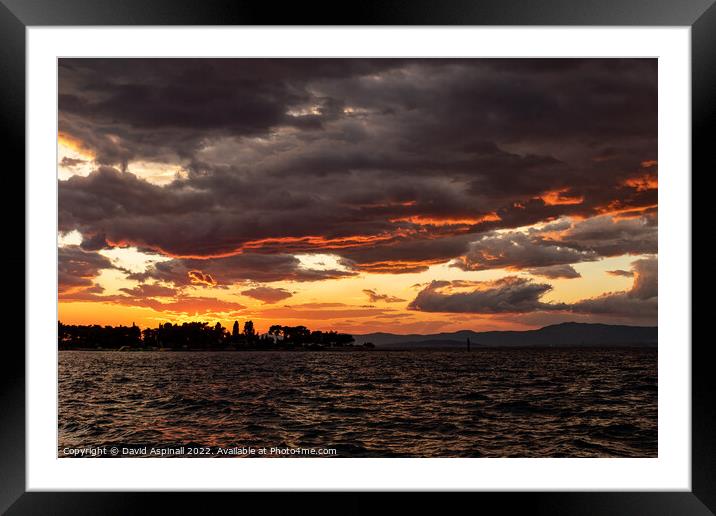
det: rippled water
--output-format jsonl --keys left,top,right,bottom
{"left": 59, "top": 349, "right": 657, "bottom": 457}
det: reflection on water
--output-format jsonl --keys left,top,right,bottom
{"left": 59, "top": 349, "right": 657, "bottom": 457}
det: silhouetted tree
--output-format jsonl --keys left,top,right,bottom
{"left": 243, "top": 320, "right": 256, "bottom": 340}
{"left": 268, "top": 324, "right": 282, "bottom": 342}
{"left": 57, "top": 320, "right": 362, "bottom": 352}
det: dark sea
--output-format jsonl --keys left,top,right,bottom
{"left": 58, "top": 349, "right": 657, "bottom": 458}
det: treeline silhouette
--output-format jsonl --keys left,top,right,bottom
{"left": 58, "top": 321, "right": 373, "bottom": 351}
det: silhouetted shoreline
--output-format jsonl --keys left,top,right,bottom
{"left": 59, "top": 344, "right": 656, "bottom": 352}
{"left": 59, "top": 321, "right": 657, "bottom": 351}
{"left": 58, "top": 321, "right": 374, "bottom": 351}
{"left": 59, "top": 346, "right": 376, "bottom": 352}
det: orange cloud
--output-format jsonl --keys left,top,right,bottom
{"left": 58, "top": 132, "right": 95, "bottom": 158}
{"left": 623, "top": 173, "right": 658, "bottom": 192}
{"left": 595, "top": 202, "right": 658, "bottom": 218}
{"left": 241, "top": 233, "right": 403, "bottom": 252}
{"left": 356, "top": 259, "right": 446, "bottom": 274}
{"left": 188, "top": 270, "right": 217, "bottom": 287}
{"left": 389, "top": 212, "right": 501, "bottom": 227}
{"left": 538, "top": 188, "right": 584, "bottom": 206}
{"left": 254, "top": 304, "right": 393, "bottom": 321}
{"left": 141, "top": 296, "right": 244, "bottom": 315}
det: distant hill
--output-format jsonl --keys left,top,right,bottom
{"left": 354, "top": 322, "right": 657, "bottom": 349}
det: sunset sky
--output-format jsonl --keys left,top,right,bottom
{"left": 58, "top": 58, "right": 657, "bottom": 334}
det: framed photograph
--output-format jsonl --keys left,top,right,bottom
{"left": 4, "top": 0, "right": 710, "bottom": 513}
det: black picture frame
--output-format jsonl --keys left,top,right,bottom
{"left": 2, "top": 1, "right": 708, "bottom": 513}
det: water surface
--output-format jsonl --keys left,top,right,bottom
{"left": 59, "top": 349, "right": 657, "bottom": 457}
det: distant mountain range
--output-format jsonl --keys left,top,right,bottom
{"left": 354, "top": 322, "right": 657, "bottom": 349}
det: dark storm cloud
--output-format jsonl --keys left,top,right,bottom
{"left": 526, "top": 264, "right": 581, "bottom": 279}
{"left": 363, "top": 289, "right": 406, "bottom": 303}
{"left": 338, "top": 233, "right": 478, "bottom": 274}
{"left": 627, "top": 257, "right": 658, "bottom": 300}
{"left": 60, "top": 157, "right": 87, "bottom": 168}
{"left": 59, "top": 59, "right": 657, "bottom": 278}
{"left": 129, "top": 253, "right": 356, "bottom": 286}
{"left": 58, "top": 58, "right": 405, "bottom": 165}
{"left": 560, "top": 257, "right": 657, "bottom": 321}
{"left": 557, "top": 214, "right": 657, "bottom": 257}
{"left": 241, "top": 286, "right": 293, "bottom": 304}
{"left": 58, "top": 245, "right": 114, "bottom": 292}
{"left": 58, "top": 165, "right": 482, "bottom": 271}
{"left": 570, "top": 295, "right": 657, "bottom": 320}
{"left": 408, "top": 257, "right": 657, "bottom": 323}
{"left": 79, "top": 232, "right": 110, "bottom": 251}
{"left": 607, "top": 269, "right": 634, "bottom": 277}
{"left": 407, "top": 277, "right": 566, "bottom": 314}
{"left": 454, "top": 230, "right": 598, "bottom": 271}
{"left": 454, "top": 213, "right": 656, "bottom": 272}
